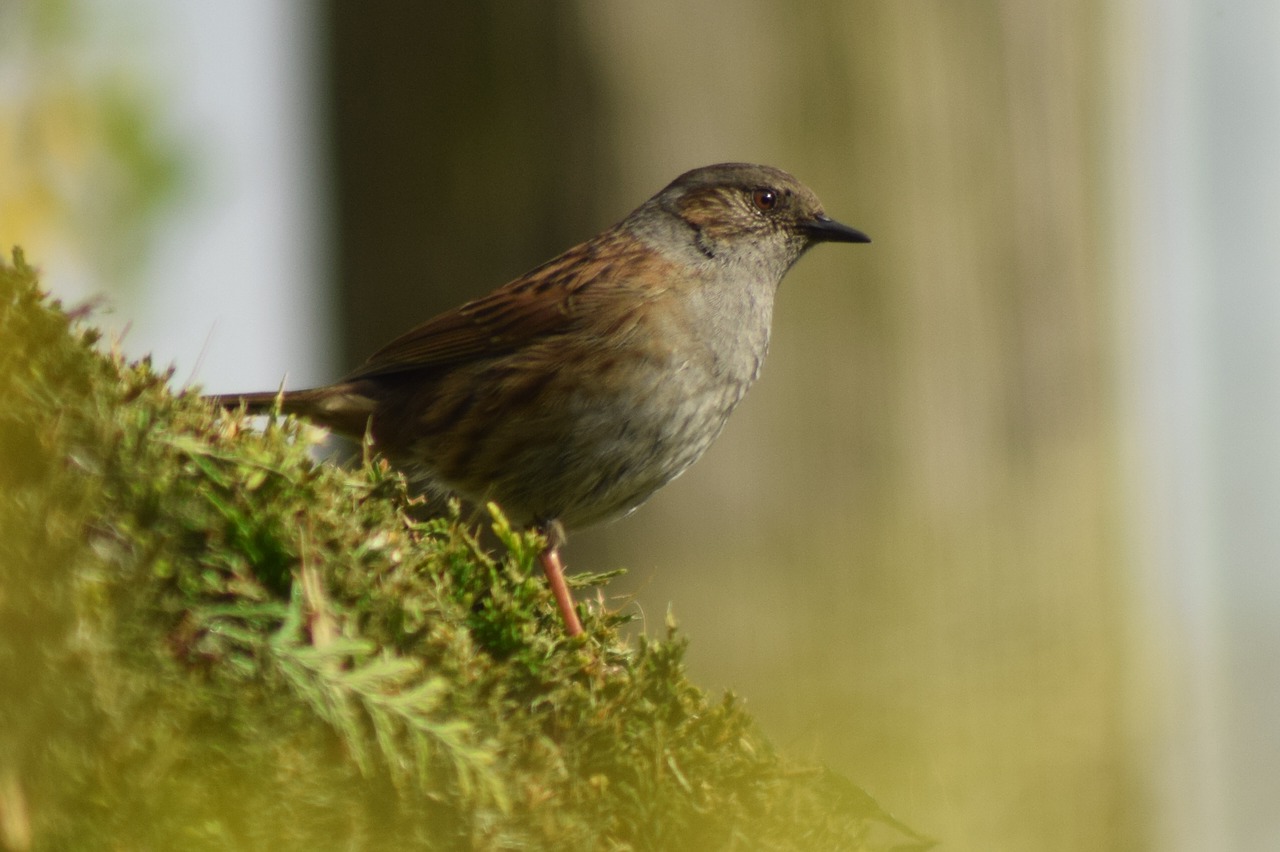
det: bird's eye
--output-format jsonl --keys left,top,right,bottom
{"left": 751, "top": 188, "right": 778, "bottom": 212}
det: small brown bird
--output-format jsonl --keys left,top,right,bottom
{"left": 210, "top": 163, "right": 868, "bottom": 636}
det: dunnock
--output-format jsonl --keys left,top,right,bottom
{"left": 210, "top": 163, "right": 868, "bottom": 636}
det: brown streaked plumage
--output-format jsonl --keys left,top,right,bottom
{"left": 209, "top": 163, "right": 869, "bottom": 636}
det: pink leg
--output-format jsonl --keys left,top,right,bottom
{"left": 538, "top": 544, "right": 583, "bottom": 637}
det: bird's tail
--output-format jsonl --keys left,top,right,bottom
{"left": 206, "top": 388, "right": 302, "bottom": 415}
{"left": 206, "top": 384, "right": 377, "bottom": 438}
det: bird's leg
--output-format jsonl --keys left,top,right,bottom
{"left": 537, "top": 520, "right": 583, "bottom": 637}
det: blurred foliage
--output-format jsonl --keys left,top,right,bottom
{"left": 0, "top": 0, "right": 185, "bottom": 288}
{"left": 0, "top": 251, "right": 931, "bottom": 850}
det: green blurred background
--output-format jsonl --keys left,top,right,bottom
{"left": 6, "top": 1, "right": 1280, "bottom": 850}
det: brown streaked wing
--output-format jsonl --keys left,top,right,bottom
{"left": 342, "top": 233, "right": 651, "bottom": 382}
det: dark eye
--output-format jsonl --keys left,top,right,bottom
{"left": 751, "top": 188, "right": 778, "bottom": 212}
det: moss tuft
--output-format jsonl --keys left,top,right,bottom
{"left": 0, "top": 249, "right": 930, "bottom": 851}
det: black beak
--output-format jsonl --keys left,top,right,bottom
{"left": 804, "top": 214, "right": 870, "bottom": 244}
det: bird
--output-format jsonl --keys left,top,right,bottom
{"left": 209, "top": 163, "right": 869, "bottom": 637}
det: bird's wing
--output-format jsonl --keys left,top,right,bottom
{"left": 342, "top": 234, "right": 655, "bottom": 382}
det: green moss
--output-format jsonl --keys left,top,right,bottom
{"left": 0, "top": 249, "right": 929, "bottom": 851}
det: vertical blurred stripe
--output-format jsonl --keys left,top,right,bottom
{"left": 3, "top": 1, "right": 336, "bottom": 394}
{"left": 1118, "top": 0, "right": 1280, "bottom": 848}
{"left": 146, "top": 1, "right": 333, "bottom": 394}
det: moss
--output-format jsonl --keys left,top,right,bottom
{"left": 0, "top": 249, "right": 929, "bottom": 851}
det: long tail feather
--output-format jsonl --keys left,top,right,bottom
{"left": 205, "top": 389, "right": 299, "bottom": 415}
{"left": 205, "top": 385, "right": 376, "bottom": 438}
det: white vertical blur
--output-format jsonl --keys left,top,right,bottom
{"left": 119, "top": 0, "right": 331, "bottom": 392}
{"left": 1119, "top": 1, "right": 1280, "bottom": 849}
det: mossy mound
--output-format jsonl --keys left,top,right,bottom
{"left": 0, "top": 250, "right": 928, "bottom": 851}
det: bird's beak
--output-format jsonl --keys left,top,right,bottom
{"left": 804, "top": 214, "right": 870, "bottom": 244}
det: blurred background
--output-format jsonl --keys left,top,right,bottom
{"left": 4, "top": 1, "right": 1279, "bottom": 849}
